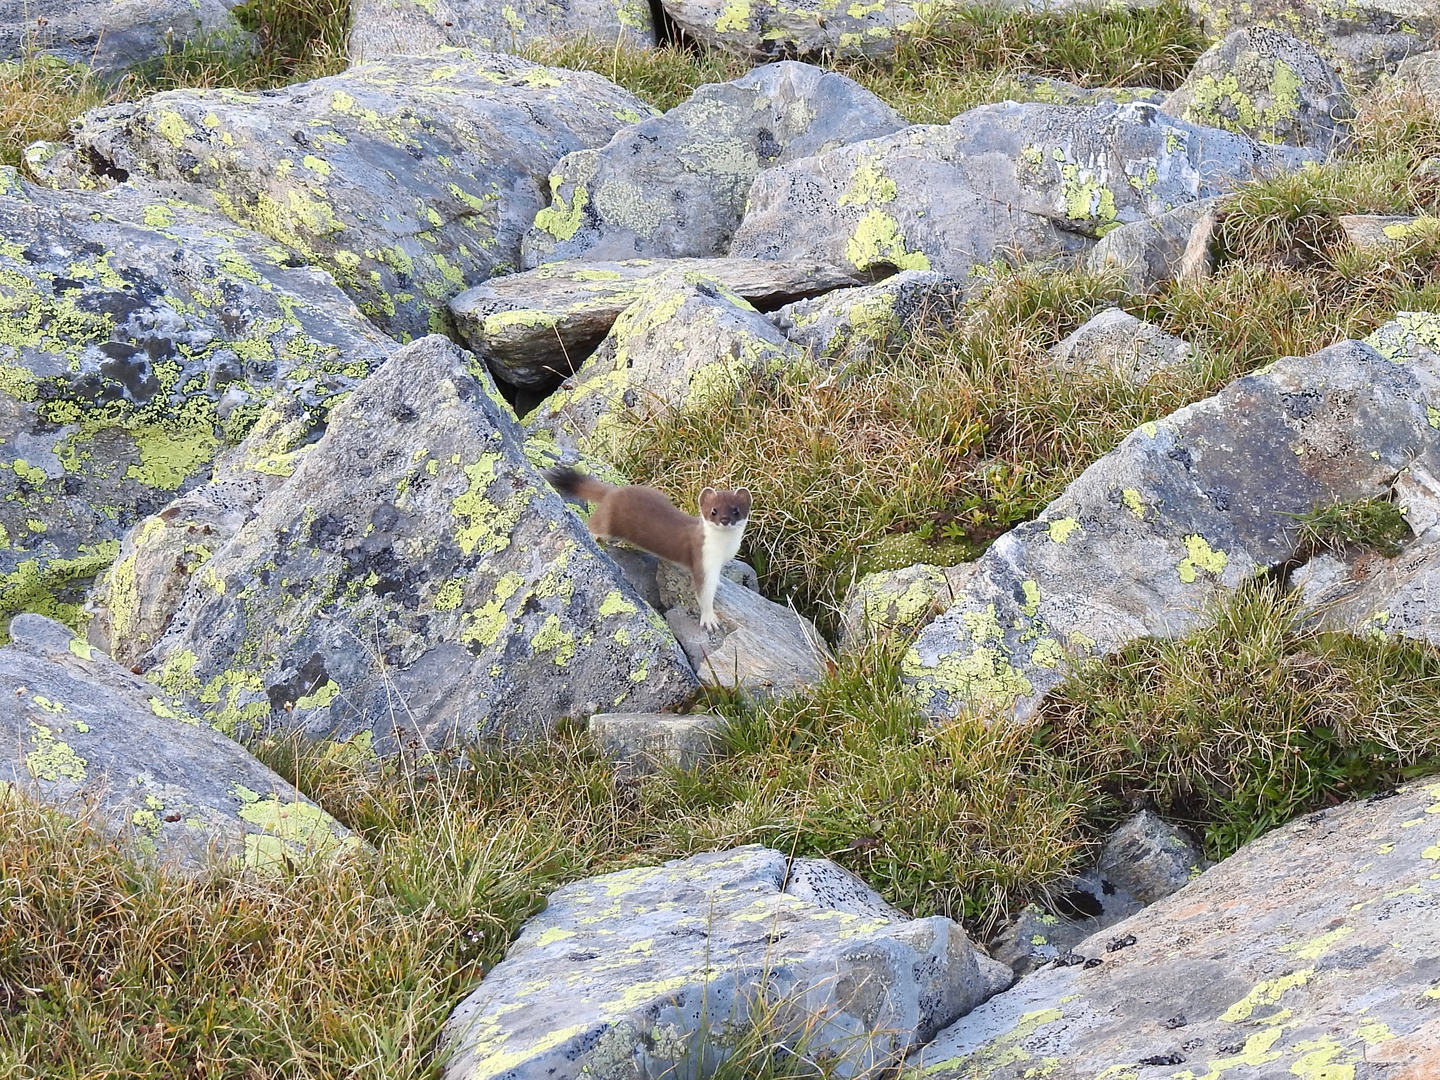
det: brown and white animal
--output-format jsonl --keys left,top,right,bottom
{"left": 546, "top": 467, "right": 751, "bottom": 631}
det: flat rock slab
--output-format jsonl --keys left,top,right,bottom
{"left": 1339, "top": 213, "right": 1440, "bottom": 249}
{"left": 142, "top": 335, "right": 696, "bottom": 749}
{"left": 0, "top": 168, "right": 393, "bottom": 637}
{"left": 909, "top": 779, "right": 1440, "bottom": 1079}
{"left": 521, "top": 61, "right": 903, "bottom": 266}
{"left": 348, "top": 0, "right": 655, "bottom": 62}
{"left": 731, "top": 102, "right": 1307, "bottom": 282}
{"left": 57, "top": 53, "right": 653, "bottom": 341}
{"left": 442, "top": 846, "right": 1012, "bottom": 1080}
{"left": 0, "top": 613, "right": 359, "bottom": 874}
{"left": 903, "top": 315, "right": 1440, "bottom": 722}
{"left": 452, "top": 257, "right": 856, "bottom": 388}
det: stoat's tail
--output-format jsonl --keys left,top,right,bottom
{"left": 545, "top": 466, "right": 616, "bottom": 503}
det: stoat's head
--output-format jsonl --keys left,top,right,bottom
{"left": 699, "top": 486, "right": 752, "bottom": 529}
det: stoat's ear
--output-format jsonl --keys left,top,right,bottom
{"left": 700, "top": 486, "right": 716, "bottom": 500}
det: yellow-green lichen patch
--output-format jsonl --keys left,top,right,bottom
{"left": 1048, "top": 517, "right": 1081, "bottom": 543}
{"left": 846, "top": 210, "right": 931, "bottom": 273}
{"left": 25, "top": 720, "right": 87, "bottom": 781}
{"left": 903, "top": 641, "right": 1034, "bottom": 714}
{"left": 531, "top": 615, "right": 577, "bottom": 666}
{"left": 1177, "top": 534, "right": 1228, "bottom": 583}
{"left": 233, "top": 783, "right": 356, "bottom": 872}
{"left": 598, "top": 590, "right": 637, "bottom": 617}
{"left": 1219, "top": 967, "right": 1314, "bottom": 1022}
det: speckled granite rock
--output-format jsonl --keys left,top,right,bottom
{"left": 0, "top": 613, "right": 360, "bottom": 874}
{"left": 521, "top": 62, "right": 903, "bottom": 266}
{"left": 52, "top": 53, "right": 654, "bottom": 341}
{"left": 1162, "top": 27, "right": 1353, "bottom": 155}
{"left": 770, "top": 270, "right": 963, "bottom": 364}
{"left": 451, "top": 258, "right": 857, "bottom": 389}
{"left": 1085, "top": 198, "right": 1221, "bottom": 294}
{"left": 837, "top": 562, "right": 978, "bottom": 650}
{"left": 1097, "top": 810, "right": 1207, "bottom": 905}
{"left": 986, "top": 867, "right": 1146, "bottom": 977}
{"left": 588, "top": 711, "right": 724, "bottom": 774}
{"left": 1051, "top": 308, "right": 1193, "bottom": 383}
{"left": 1392, "top": 49, "right": 1440, "bottom": 105}
{"left": 442, "top": 846, "right": 1014, "bottom": 1080}
{"left": 0, "top": 168, "right": 393, "bottom": 641}
{"left": 141, "top": 335, "right": 696, "bottom": 750}
{"left": 903, "top": 313, "right": 1440, "bottom": 722}
{"left": 909, "top": 778, "right": 1440, "bottom": 1079}
{"left": 1338, "top": 213, "right": 1440, "bottom": 250}
{"left": 731, "top": 102, "right": 1308, "bottom": 282}
{"left": 348, "top": 0, "right": 655, "bottom": 62}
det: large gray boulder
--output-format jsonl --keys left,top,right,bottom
{"left": 348, "top": 0, "right": 655, "bottom": 62}
{"left": 450, "top": 257, "right": 858, "bottom": 389}
{"left": 1085, "top": 197, "right": 1221, "bottom": 294}
{"left": 903, "top": 314, "right": 1440, "bottom": 722}
{"left": 442, "top": 846, "right": 1013, "bottom": 1080}
{"left": 521, "top": 62, "right": 904, "bottom": 266}
{"left": 1161, "top": 27, "right": 1353, "bottom": 156}
{"left": 0, "top": 613, "right": 360, "bottom": 874}
{"left": 0, "top": 0, "right": 253, "bottom": 79}
{"left": 52, "top": 53, "right": 654, "bottom": 341}
{"left": 730, "top": 102, "right": 1308, "bottom": 282}
{"left": 770, "top": 270, "right": 963, "bottom": 365}
{"left": 659, "top": 0, "right": 961, "bottom": 60}
{"left": 141, "top": 335, "right": 697, "bottom": 749}
{"left": 909, "top": 778, "right": 1440, "bottom": 1079}
{"left": 0, "top": 169, "right": 393, "bottom": 640}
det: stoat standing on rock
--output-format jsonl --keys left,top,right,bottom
{"left": 546, "top": 467, "right": 751, "bottom": 631}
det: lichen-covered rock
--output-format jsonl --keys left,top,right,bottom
{"left": 55, "top": 53, "right": 654, "bottom": 341}
{"left": 730, "top": 102, "right": 1308, "bottom": 282}
{"left": 0, "top": 169, "right": 393, "bottom": 640}
{"left": 525, "top": 273, "right": 807, "bottom": 458}
{"left": 1185, "top": 0, "right": 1438, "bottom": 85}
{"left": 0, "top": 613, "right": 360, "bottom": 873}
{"left": 986, "top": 867, "right": 1146, "bottom": 977}
{"left": 1338, "top": 212, "right": 1440, "bottom": 250}
{"left": 142, "top": 335, "right": 696, "bottom": 749}
{"left": 837, "top": 562, "right": 978, "bottom": 651}
{"left": 450, "top": 257, "right": 858, "bottom": 389}
{"left": 1085, "top": 197, "right": 1221, "bottom": 294}
{"left": 1162, "top": 28, "right": 1353, "bottom": 156}
{"left": 521, "top": 62, "right": 903, "bottom": 266}
{"left": 0, "top": 0, "right": 253, "bottom": 80}
{"left": 1050, "top": 308, "right": 1193, "bottom": 383}
{"left": 1097, "top": 810, "right": 1206, "bottom": 905}
{"left": 588, "top": 711, "right": 723, "bottom": 774}
{"left": 770, "top": 270, "right": 962, "bottom": 364}
{"left": 903, "top": 315, "right": 1440, "bottom": 723}
{"left": 348, "top": 0, "right": 655, "bottom": 63}
{"left": 659, "top": 0, "right": 967, "bottom": 60}
{"left": 1391, "top": 49, "right": 1440, "bottom": 105}
{"left": 910, "top": 778, "right": 1440, "bottom": 1079}
{"left": 442, "top": 846, "right": 1013, "bottom": 1080}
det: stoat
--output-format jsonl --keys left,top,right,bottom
{"left": 546, "top": 467, "right": 751, "bottom": 631}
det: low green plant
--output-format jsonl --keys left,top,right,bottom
{"left": 1289, "top": 496, "right": 1413, "bottom": 559}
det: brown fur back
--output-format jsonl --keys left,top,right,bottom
{"left": 546, "top": 467, "right": 702, "bottom": 573}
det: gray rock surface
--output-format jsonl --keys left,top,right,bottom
{"left": 1085, "top": 197, "right": 1221, "bottom": 294}
{"left": 0, "top": 168, "right": 392, "bottom": 640}
{"left": 348, "top": 0, "right": 655, "bottom": 63}
{"left": 986, "top": 867, "right": 1145, "bottom": 977}
{"left": 837, "top": 562, "right": 978, "bottom": 650}
{"left": 451, "top": 258, "right": 858, "bottom": 389}
{"left": 1004, "top": 76, "right": 1169, "bottom": 108}
{"left": 521, "top": 62, "right": 903, "bottom": 266}
{"left": 1392, "top": 49, "right": 1440, "bottom": 104}
{"left": 0, "top": 613, "right": 360, "bottom": 873}
{"left": 525, "top": 274, "right": 806, "bottom": 458}
{"left": 910, "top": 778, "right": 1440, "bottom": 1079}
{"left": 770, "top": 270, "right": 962, "bottom": 364}
{"left": 53, "top": 53, "right": 653, "bottom": 341}
{"left": 442, "top": 846, "right": 1012, "bottom": 1080}
{"left": 142, "top": 335, "right": 696, "bottom": 749}
{"left": 0, "top": 0, "right": 253, "bottom": 80}
{"left": 588, "top": 711, "right": 724, "bottom": 775}
{"left": 1097, "top": 810, "right": 1206, "bottom": 905}
{"left": 1050, "top": 308, "right": 1193, "bottom": 383}
{"left": 1162, "top": 27, "right": 1353, "bottom": 155}
{"left": 1338, "top": 212, "right": 1440, "bottom": 249}
{"left": 730, "top": 102, "right": 1308, "bottom": 282}
{"left": 783, "top": 857, "right": 908, "bottom": 920}
{"left": 903, "top": 313, "right": 1440, "bottom": 722}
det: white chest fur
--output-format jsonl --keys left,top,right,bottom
{"left": 700, "top": 520, "right": 746, "bottom": 576}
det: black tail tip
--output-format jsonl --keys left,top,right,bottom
{"left": 545, "top": 465, "right": 587, "bottom": 495}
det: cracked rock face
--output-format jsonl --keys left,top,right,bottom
{"left": 141, "top": 335, "right": 696, "bottom": 750}
{"left": 0, "top": 613, "right": 360, "bottom": 874}
{"left": 909, "top": 778, "right": 1440, "bottom": 1079}
{"left": 50, "top": 53, "right": 654, "bottom": 341}
{"left": 442, "top": 846, "right": 1014, "bottom": 1080}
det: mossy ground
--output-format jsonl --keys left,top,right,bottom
{"left": 5, "top": 3, "right": 1440, "bottom": 1078}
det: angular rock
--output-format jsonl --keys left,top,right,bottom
{"left": 521, "top": 62, "right": 903, "bottom": 266}
{"left": 142, "top": 335, "right": 697, "bottom": 749}
{"left": 1085, "top": 197, "right": 1221, "bottom": 294}
{"left": 348, "top": 0, "right": 655, "bottom": 63}
{"left": 450, "top": 257, "right": 859, "bottom": 389}
{"left": 986, "top": 867, "right": 1145, "bottom": 977}
{"left": 0, "top": 613, "right": 360, "bottom": 874}
{"left": 1392, "top": 49, "right": 1440, "bottom": 105}
{"left": 783, "top": 857, "right": 908, "bottom": 920}
{"left": 525, "top": 274, "right": 806, "bottom": 457}
{"left": 55, "top": 53, "right": 654, "bottom": 341}
{"left": 838, "top": 562, "right": 978, "bottom": 651}
{"left": 1050, "top": 308, "right": 1193, "bottom": 383}
{"left": 1, "top": 0, "right": 252, "bottom": 80}
{"left": 770, "top": 270, "right": 962, "bottom": 364}
{"left": 1338, "top": 212, "right": 1440, "bottom": 250}
{"left": 1096, "top": 810, "right": 1206, "bottom": 905}
{"left": 910, "top": 778, "right": 1440, "bottom": 1079}
{"left": 588, "top": 711, "right": 724, "bottom": 774}
{"left": 1162, "top": 27, "right": 1353, "bottom": 155}
{"left": 442, "top": 846, "right": 1012, "bottom": 1080}
{"left": 0, "top": 169, "right": 392, "bottom": 639}
{"left": 660, "top": 0, "right": 970, "bottom": 61}
{"left": 731, "top": 102, "right": 1308, "bottom": 282}
{"left": 904, "top": 314, "right": 1440, "bottom": 722}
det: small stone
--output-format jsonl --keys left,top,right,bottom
{"left": 1051, "top": 309, "right": 1193, "bottom": 384}
{"left": 1096, "top": 810, "right": 1207, "bottom": 905}
{"left": 588, "top": 712, "right": 724, "bottom": 775}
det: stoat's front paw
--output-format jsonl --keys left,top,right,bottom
{"left": 699, "top": 612, "right": 721, "bottom": 632}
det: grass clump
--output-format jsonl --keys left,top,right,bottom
{"left": 1290, "top": 496, "right": 1413, "bottom": 559}
{"left": 0, "top": 55, "right": 107, "bottom": 168}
